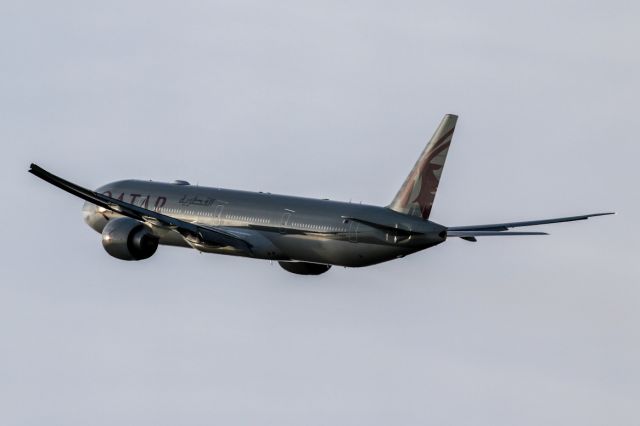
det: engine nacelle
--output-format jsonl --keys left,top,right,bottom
{"left": 101, "top": 218, "right": 159, "bottom": 261}
{"left": 278, "top": 261, "right": 331, "bottom": 275}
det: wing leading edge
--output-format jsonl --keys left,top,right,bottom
{"left": 28, "top": 164, "right": 253, "bottom": 253}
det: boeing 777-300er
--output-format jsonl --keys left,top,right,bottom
{"left": 30, "top": 114, "right": 612, "bottom": 275}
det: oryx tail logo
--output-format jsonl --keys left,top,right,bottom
{"left": 388, "top": 114, "right": 457, "bottom": 219}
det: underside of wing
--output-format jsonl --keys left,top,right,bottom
{"left": 29, "top": 164, "right": 254, "bottom": 254}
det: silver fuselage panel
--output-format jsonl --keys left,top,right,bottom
{"left": 83, "top": 180, "right": 446, "bottom": 267}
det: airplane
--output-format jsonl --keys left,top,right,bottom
{"left": 29, "top": 114, "right": 613, "bottom": 275}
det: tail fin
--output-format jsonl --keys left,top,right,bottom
{"left": 388, "top": 114, "right": 457, "bottom": 219}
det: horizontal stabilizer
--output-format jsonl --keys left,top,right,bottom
{"left": 340, "top": 216, "right": 422, "bottom": 235}
{"left": 447, "top": 231, "right": 548, "bottom": 238}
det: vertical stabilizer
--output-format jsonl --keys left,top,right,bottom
{"left": 388, "top": 114, "right": 457, "bottom": 219}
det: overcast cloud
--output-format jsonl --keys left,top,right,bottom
{"left": 1, "top": 1, "right": 638, "bottom": 425}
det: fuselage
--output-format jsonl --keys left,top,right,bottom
{"left": 30, "top": 113, "right": 612, "bottom": 274}
{"left": 83, "top": 179, "right": 447, "bottom": 267}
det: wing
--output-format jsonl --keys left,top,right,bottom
{"left": 29, "top": 164, "right": 253, "bottom": 254}
{"left": 446, "top": 212, "right": 613, "bottom": 241}
{"left": 447, "top": 212, "right": 614, "bottom": 232}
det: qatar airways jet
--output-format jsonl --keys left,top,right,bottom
{"left": 30, "top": 114, "right": 612, "bottom": 275}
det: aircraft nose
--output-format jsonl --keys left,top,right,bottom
{"left": 82, "top": 201, "right": 109, "bottom": 232}
{"left": 82, "top": 201, "right": 95, "bottom": 223}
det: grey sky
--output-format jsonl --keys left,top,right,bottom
{"left": 1, "top": 0, "right": 638, "bottom": 425}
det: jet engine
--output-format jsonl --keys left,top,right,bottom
{"left": 101, "top": 218, "right": 159, "bottom": 261}
{"left": 278, "top": 261, "right": 331, "bottom": 275}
